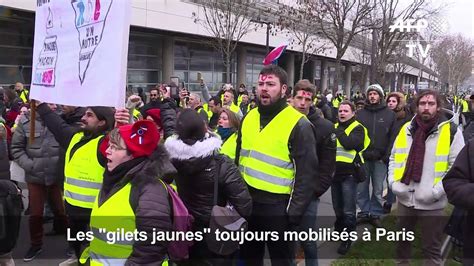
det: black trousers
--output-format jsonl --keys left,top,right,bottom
{"left": 65, "top": 201, "right": 92, "bottom": 259}
{"left": 240, "top": 201, "right": 295, "bottom": 266}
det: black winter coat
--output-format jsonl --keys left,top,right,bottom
{"left": 140, "top": 99, "right": 177, "bottom": 140}
{"left": 307, "top": 107, "right": 336, "bottom": 197}
{"left": 443, "top": 140, "right": 474, "bottom": 259}
{"left": 0, "top": 123, "right": 9, "bottom": 180}
{"left": 164, "top": 133, "right": 252, "bottom": 229}
{"left": 98, "top": 145, "right": 177, "bottom": 265}
{"left": 334, "top": 117, "right": 366, "bottom": 179}
{"left": 316, "top": 99, "right": 334, "bottom": 122}
{"left": 356, "top": 103, "right": 395, "bottom": 163}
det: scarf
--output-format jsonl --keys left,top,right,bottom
{"left": 102, "top": 157, "right": 146, "bottom": 197}
{"left": 401, "top": 114, "right": 438, "bottom": 185}
{"left": 217, "top": 126, "right": 234, "bottom": 142}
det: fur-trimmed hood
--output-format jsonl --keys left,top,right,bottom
{"left": 164, "top": 133, "right": 223, "bottom": 176}
{"left": 164, "top": 132, "right": 222, "bottom": 161}
{"left": 387, "top": 92, "right": 407, "bottom": 111}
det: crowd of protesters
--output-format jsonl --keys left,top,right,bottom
{"left": 0, "top": 67, "right": 474, "bottom": 266}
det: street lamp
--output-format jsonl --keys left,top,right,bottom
{"left": 251, "top": 19, "right": 271, "bottom": 54}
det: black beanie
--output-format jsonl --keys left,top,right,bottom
{"left": 89, "top": 106, "right": 115, "bottom": 131}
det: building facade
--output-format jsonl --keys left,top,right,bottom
{"left": 0, "top": 0, "right": 436, "bottom": 95}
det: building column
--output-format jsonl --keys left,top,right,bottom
{"left": 237, "top": 46, "right": 247, "bottom": 87}
{"left": 162, "top": 37, "right": 174, "bottom": 84}
{"left": 321, "top": 60, "right": 328, "bottom": 93}
{"left": 344, "top": 64, "right": 352, "bottom": 97}
{"left": 286, "top": 53, "right": 295, "bottom": 87}
{"left": 308, "top": 60, "right": 316, "bottom": 84}
{"left": 364, "top": 70, "right": 370, "bottom": 90}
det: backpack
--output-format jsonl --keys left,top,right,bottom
{"left": 159, "top": 180, "right": 194, "bottom": 262}
{"left": 0, "top": 180, "right": 23, "bottom": 254}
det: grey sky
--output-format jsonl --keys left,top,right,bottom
{"left": 441, "top": 0, "right": 473, "bottom": 38}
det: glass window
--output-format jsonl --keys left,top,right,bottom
{"left": 127, "top": 55, "right": 159, "bottom": 69}
{"left": 0, "top": 66, "right": 32, "bottom": 85}
{"left": 190, "top": 59, "right": 212, "bottom": 71}
{"left": 127, "top": 70, "right": 159, "bottom": 84}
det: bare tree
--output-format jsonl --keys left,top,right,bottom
{"left": 312, "top": 0, "right": 376, "bottom": 95}
{"left": 192, "top": 0, "right": 255, "bottom": 83}
{"left": 371, "top": 0, "right": 442, "bottom": 87}
{"left": 276, "top": 2, "right": 326, "bottom": 81}
{"left": 431, "top": 34, "right": 473, "bottom": 94}
{"left": 391, "top": 45, "right": 409, "bottom": 91}
{"left": 351, "top": 32, "right": 372, "bottom": 90}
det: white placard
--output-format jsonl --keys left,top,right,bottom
{"left": 30, "top": 0, "right": 131, "bottom": 108}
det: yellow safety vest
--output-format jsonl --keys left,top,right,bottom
{"left": 332, "top": 97, "right": 342, "bottom": 108}
{"left": 202, "top": 103, "right": 213, "bottom": 122}
{"left": 220, "top": 132, "right": 237, "bottom": 160}
{"left": 64, "top": 132, "right": 104, "bottom": 209}
{"left": 19, "top": 89, "right": 29, "bottom": 103}
{"left": 132, "top": 109, "right": 141, "bottom": 121}
{"left": 81, "top": 183, "right": 135, "bottom": 265}
{"left": 334, "top": 120, "right": 370, "bottom": 163}
{"left": 392, "top": 121, "right": 451, "bottom": 185}
{"left": 80, "top": 182, "right": 168, "bottom": 266}
{"left": 462, "top": 100, "right": 469, "bottom": 113}
{"left": 237, "top": 95, "right": 243, "bottom": 106}
{"left": 239, "top": 106, "right": 304, "bottom": 194}
{"left": 229, "top": 103, "right": 241, "bottom": 116}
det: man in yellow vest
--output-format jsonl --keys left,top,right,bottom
{"left": 333, "top": 101, "right": 370, "bottom": 255}
{"left": 15, "top": 82, "right": 29, "bottom": 103}
{"left": 388, "top": 89, "right": 464, "bottom": 264}
{"left": 236, "top": 65, "right": 319, "bottom": 266}
{"left": 223, "top": 90, "right": 243, "bottom": 119}
{"left": 36, "top": 103, "right": 115, "bottom": 260}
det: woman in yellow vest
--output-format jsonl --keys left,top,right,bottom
{"left": 332, "top": 101, "right": 370, "bottom": 255}
{"left": 80, "top": 120, "right": 175, "bottom": 265}
{"left": 217, "top": 108, "right": 240, "bottom": 160}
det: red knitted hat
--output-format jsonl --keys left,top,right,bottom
{"left": 145, "top": 108, "right": 162, "bottom": 128}
{"left": 119, "top": 120, "right": 159, "bottom": 158}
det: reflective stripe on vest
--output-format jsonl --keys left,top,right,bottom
{"left": 334, "top": 121, "right": 370, "bottom": 163}
{"left": 239, "top": 106, "right": 304, "bottom": 194}
{"left": 220, "top": 132, "right": 237, "bottom": 160}
{"left": 82, "top": 183, "right": 135, "bottom": 265}
{"left": 64, "top": 132, "right": 104, "bottom": 209}
{"left": 393, "top": 121, "right": 451, "bottom": 185}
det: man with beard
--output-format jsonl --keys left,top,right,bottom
{"left": 235, "top": 65, "right": 319, "bottom": 266}
{"left": 355, "top": 84, "right": 395, "bottom": 227}
{"left": 389, "top": 89, "right": 464, "bottom": 264}
{"left": 35, "top": 103, "right": 115, "bottom": 260}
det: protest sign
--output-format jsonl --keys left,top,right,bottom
{"left": 30, "top": 0, "right": 131, "bottom": 108}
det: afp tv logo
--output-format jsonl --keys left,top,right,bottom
{"left": 389, "top": 18, "right": 447, "bottom": 59}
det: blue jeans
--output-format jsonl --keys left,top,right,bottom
{"left": 357, "top": 160, "right": 387, "bottom": 218}
{"left": 386, "top": 179, "right": 396, "bottom": 205}
{"left": 331, "top": 176, "right": 357, "bottom": 232}
{"left": 299, "top": 197, "right": 319, "bottom": 266}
